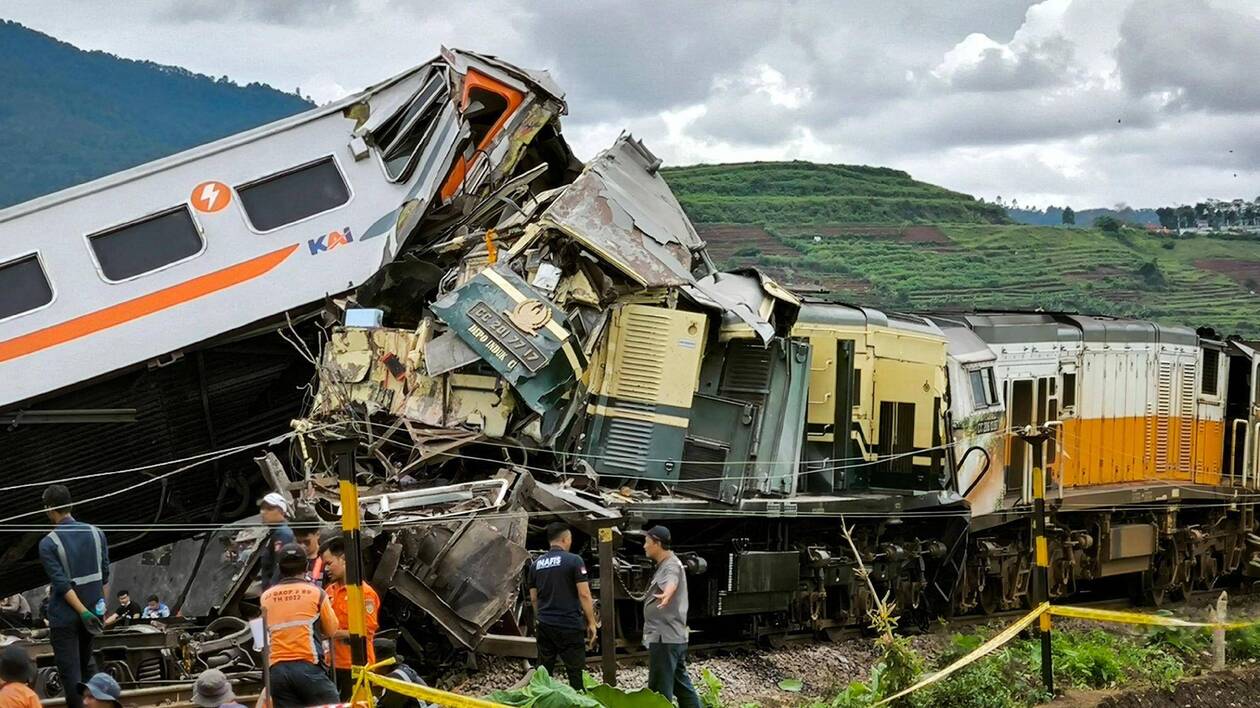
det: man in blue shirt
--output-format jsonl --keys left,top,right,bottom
{"left": 256, "top": 493, "right": 294, "bottom": 591}
{"left": 37, "top": 485, "right": 109, "bottom": 708}
{"left": 528, "top": 522, "right": 597, "bottom": 691}
{"left": 141, "top": 595, "right": 170, "bottom": 620}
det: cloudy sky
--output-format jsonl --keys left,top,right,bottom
{"left": 5, "top": 0, "right": 1259, "bottom": 209}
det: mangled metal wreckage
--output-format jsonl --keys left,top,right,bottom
{"left": 294, "top": 133, "right": 960, "bottom": 654}
{"left": 292, "top": 133, "right": 787, "bottom": 652}
{"left": 1, "top": 46, "right": 963, "bottom": 666}
{"left": 0, "top": 47, "right": 577, "bottom": 594}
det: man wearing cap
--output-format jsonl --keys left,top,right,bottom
{"left": 256, "top": 493, "right": 295, "bottom": 592}
{"left": 642, "top": 525, "right": 699, "bottom": 708}
{"left": 0, "top": 645, "right": 40, "bottom": 708}
{"left": 191, "top": 669, "right": 246, "bottom": 708}
{"left": 77, "top": 673, "right": 121, "bottom": 708}
{"left": 260, "top": 543, "right": 340, "bottom": 708}
{"left": 37, "top": 485, "right": 109, "bottom": 708}
{"left": 528, "top": 522, "right": 597, "bottom": 691}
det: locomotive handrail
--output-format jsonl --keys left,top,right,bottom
{"left": 957, "top": 446, "right": 991, "bottom": 498}
{"left": 1230, "top": 418, "right": 1247, "bottom": 484}
{"left": 1253, "top": 421, "right": 1260, "bottom": 488}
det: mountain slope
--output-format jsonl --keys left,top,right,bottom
{"left": 663, "top": 161, "right": 1009, "bottom": 225}
{"left": 0, "top": 20, "right": 313, "bottom": 208}
{"left": 667, "top": 163, "right": 1260, "bottom": 337}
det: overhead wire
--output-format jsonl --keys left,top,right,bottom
{"left": 0, "top": 423, "right": 340, "bottom": 525}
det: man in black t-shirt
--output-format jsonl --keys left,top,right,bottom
{"left": 528, "top": 522, "right": 597, "bottom": 691}
{"left": 104, "top": 591, "right": 142, "bottom": 628}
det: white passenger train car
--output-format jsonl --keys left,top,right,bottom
{"left": 0, "top": 49, "right": 564, "bottom": 408}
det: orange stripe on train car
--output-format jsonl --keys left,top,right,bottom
{"left": 0, "top": 244, "right": 299, "bottom": 364}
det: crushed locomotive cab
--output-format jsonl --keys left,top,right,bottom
{"left": 292, "top": 130, "right": 968, "bottom": 655}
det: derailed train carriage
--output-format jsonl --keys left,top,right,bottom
{"left": 294, "top": 129, "right": 1260, "bottom": 649}
{"left": 3, "top": 48, "right": 1260, "bottom": 661}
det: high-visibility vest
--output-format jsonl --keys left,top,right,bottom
{"left": 261, "top": 577, "right": 338, "bottom": 665}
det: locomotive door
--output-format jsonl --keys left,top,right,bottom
{"left": 1249, "top": 351, "right": 1260, "bottom": 487}
{"left": 1224, "top": 343, "right": 1260, "bottom": 488}
{"left": 1005, "top": 375, "right": 1057, "bottom": 500}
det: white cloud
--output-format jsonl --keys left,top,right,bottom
{"left": 1, "top": 0, "right": 1258, "bottom": 207}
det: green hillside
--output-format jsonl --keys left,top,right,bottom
{"left": 0, "top": 20, "right": 312, "bottom": 208}
{"left": 663, "top": 161, "right": 1010, "bottom": 224}
{"left": 668, "top": 164, "right": 1260, "bottom": 337}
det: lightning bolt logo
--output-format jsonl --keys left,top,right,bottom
{"left": 190, "top": 180, "right": 231, "bottom": 213}
{"left": 200, "top": 183, "right": 220, "bottom": 207}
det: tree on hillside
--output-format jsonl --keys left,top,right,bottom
{"left": 1155, "top": 207, "right": 1177, "bottom": 230}
{"left": 1176, "top": 205, "right": 1195, "bottom": 229}
{"left": 1062, "top": 207, "right": 1076, "bottom": 225}
{"left": 1095, "top": 215, "right": 1122, "bottom": 234}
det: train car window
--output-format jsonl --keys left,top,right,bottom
{"left": 89, "top": 206, "right": 203, "bottom": 281}
{"left": 968, "top": 367, "right": 998, "bottom": 407}
{"left": 237, "top": 157, "right": 350, "bottom": 232}
{"left": 0, "top": 254, "right": 53, "bottom": 319}
{"left": 378, "top": 73, "right": 448, "bottom": 181}
{"left": 969, "top": 370, "right": 988, "bottom": 406}
{"left": 1201, "top": 349, "right": 1220, "bottom": 396}
{"left": 1062, "top": 373, "right": 1077, "bottom": 409}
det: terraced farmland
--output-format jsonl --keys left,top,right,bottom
{"left": 669, "top": 160, "right": 1260, "bottom": 336}
{"left": 664, "top": 162, "right": 1008, "bottom": 225}
{"left": 700, "top": 222, "right": 1260, "bottom": 337}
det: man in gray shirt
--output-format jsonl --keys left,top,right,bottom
{"left": 642, "top": 526, "right": 700, "bottom": 707}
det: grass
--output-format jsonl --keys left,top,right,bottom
{"left": 709, "top": 222, "right": 1260, "bottom": 338}
{"left": 802, "top": 623, "right": 1219, "bottom": 708}
{"left": 663, "top": 162, "right": 1008, "bottom": 225}
{"left": 666, "top": 162, "right": 1260, "bottom": 336}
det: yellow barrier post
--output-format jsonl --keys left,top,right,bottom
{"left": 1017, "top": 426, "right": 1054, "bottom": 695}
{"left": 334, "top": 440, "right": 372, "bottom": 707}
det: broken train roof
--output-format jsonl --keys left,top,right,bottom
{"left": 539, "top": 135, "right": 706, "bottom": 287}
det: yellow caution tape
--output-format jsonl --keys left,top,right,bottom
{"left": 1050, "top": 604, "right": 1256, "bottom": 630}
{"left": 874, "top": 602, "right": 1260, "bottom": 705}
{"left": 875, "top": 602, "right": 1049, "bottom": 706}
{"left": 351, "top": 666, "right": 507, "bottom": 708}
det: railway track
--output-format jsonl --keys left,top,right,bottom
{"left": 38, "top": 680, "right": 263, "bottom": 708}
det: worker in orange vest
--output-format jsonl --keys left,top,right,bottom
{"left": 260, "top": 544, "right": 339, "bottom": 708}
{"left": 321, "top": 536, "right": 380, "bottom": 700}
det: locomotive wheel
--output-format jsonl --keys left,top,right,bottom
{"left": 978, "top": 580, "right": 1002, "bottom": 615}
{"left": 35, "top": 667, "right": 61, "bottom": 699}
{"left": 1140, "top": 552, "right": 1179, "bottom": 606}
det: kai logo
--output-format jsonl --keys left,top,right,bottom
{"left": 308, "top": 227, "right": 354, "bottom": 255}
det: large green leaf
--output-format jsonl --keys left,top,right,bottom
{"left": 488, "top": 667, "right": 602, "bottom": 707}
{"left": 586, "top": 684, "right": 673, "bottom": 708}
{"left": 777, "top": 678, "right": 804, "bottom": 693}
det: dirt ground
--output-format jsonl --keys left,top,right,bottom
{"left": 1048, "top": 665, "right": 1260, "bottom": 708}
{"left": 1195, "top": 258, "right": 1260, "bottom": 288}
{"left": 448, "top": 639, "right": 888, "bottom": 705}
{"left": 445, "top": 592, "right": 1260, "bottom": 705}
